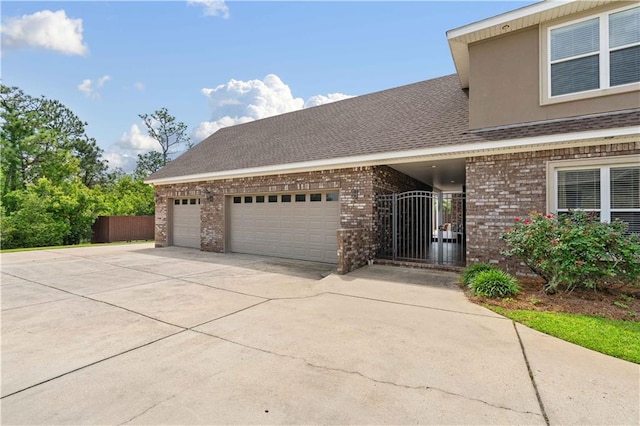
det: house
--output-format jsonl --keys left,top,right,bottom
{"left": 146, "top": 0, "right": 640, "bottom": 274}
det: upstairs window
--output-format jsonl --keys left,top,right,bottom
{"left": 548, "top": 5, "right": 639, "bottom": 98}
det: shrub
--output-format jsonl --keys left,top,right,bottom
{"left": 502, "top": 211, "right": 640, "bottom": 293}
{"left": 461, "top": 263, "right": 498, "bottom": 287}
{"left": 470, "top": 269, "right": 521, "bottom": 298}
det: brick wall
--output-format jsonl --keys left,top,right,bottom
{"left": 154, "top": 168, "right": 376, "bottom": 271}
{"left": 466, "top": 142, "right": 640, "bottom": 274}
{"left": 337, "top": 228, "right": 368, "bottom": 274}
{"left": 153, "top": 165, "right": 424, "bottom": 274}
{"left": 372, "top": 165, "right": 430, "bottom": 195}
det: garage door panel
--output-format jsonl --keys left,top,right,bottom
{"left": 230, "top": 193, "right": 339, "bottom": 264}
{"left": 172, "top": 201, "right": 201, "bottom": 249}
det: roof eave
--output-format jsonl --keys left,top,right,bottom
{"left": 145, "top": 126, "right": 639, "bottom": 186}
{"left": 446, "top": 0, "right": 613, "bottom": 89}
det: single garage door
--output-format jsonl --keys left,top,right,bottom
{"left": 172, "top": 198, "right": 201, "bottom": 248}
{"left": 230, "top": 192, "right": 340, "bottom": 263}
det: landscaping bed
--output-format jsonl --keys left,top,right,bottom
{"left": 466, "top": 276, "right": 640, "bottom": 322}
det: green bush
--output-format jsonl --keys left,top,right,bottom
{"left": 0, "top": 194, "right": 69, "bottom": 248}
{"left": 502, "top": 211, "right": 640, "bottom": 293}
{"left": 470, "top": 269, "right": 521, "bottom": 298}
{"left": 0, "top": 178, "right": 101, "bottom": 249}
{"left": 461, "top": 263, "right": 498, "bottom": 287}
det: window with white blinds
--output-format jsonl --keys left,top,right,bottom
{"left": 609, "top": 7, "right": 640, "bottom": 87}
{"left": 610, "top": 166, "right": 640, "bottom": 233}
{"left": 557, "top": 169, "right": 600, "bottom": 210}
{"left": 555, "top": 164, "right": 640, "bottom": 234}
{"left": 548, "top": 5, "right": 640, "bottom": 98}
{"left": 550, "top": 18, "right": 600, "bottom": 96}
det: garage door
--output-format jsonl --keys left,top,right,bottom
{"left": 172, "top": 198, "right": 201, "bottom": 248}
{"left": 230, "top": 192, "right": 340, "bottom": 263}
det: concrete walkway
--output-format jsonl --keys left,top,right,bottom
{"left": 1, "top": 244, "right": 637, "bottom": 425}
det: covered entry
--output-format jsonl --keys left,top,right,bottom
{"left": 229, "top": 191, "right": 340, "bottom": 264}
{"left": 171, "top": 198, "right": 201, "bottom": 248}
{"left": 376, "top": 191, "right": 465, "bottom": 265}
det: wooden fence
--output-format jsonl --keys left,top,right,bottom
{"left": 92, "top": 216, "right": 154, "bottom": 243}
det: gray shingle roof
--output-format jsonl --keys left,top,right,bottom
{"left": 148, "top": 74, "right": 638, "bottom": 181}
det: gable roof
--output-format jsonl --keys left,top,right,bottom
{"left": 147, "top": 73, "right": 639, "bottom": 185}
{"left": 148, "top": 74, "right": 471, "bottom": 182}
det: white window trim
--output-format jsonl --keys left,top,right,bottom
{"left": 546, "top": 155, "right": 640, "bottom": 225}
{"left": 540, "top": 4, "right": 640, "bottom": 105}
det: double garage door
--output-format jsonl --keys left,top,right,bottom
{"left": 230, "top": 192, "right": 340, "bottom": 264}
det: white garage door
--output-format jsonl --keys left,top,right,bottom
{"left": 230, "top": 192, "right": 340, "bottom": 264}
{"left": 172, "top": 198, "right": 201, "bottom": 248}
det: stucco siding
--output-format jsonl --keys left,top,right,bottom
{"left": 468, "top": 5, "right": 640, "bottom": 129}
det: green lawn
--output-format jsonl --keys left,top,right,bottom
{"left": 489, "top": 307, "right": 640, "bottom": 364}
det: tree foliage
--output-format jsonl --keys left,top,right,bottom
{"left": 99, "top": 175, "right": 155, "bottom": 216}
{"left": 134, "top": 151, "right": 164, "bottom": 180}
{"left": 1, "top": 178, "right": 102, "bottom": 247}
{"left": 0, "top": 85, "right": 156, "bottom": 249}
{"left": 139, "top": 107, "right": 190, "bottom": 166}
{"left": 0, "top": 85, "right": 108, "bottom": 195}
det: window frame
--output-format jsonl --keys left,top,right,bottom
{"left": 541, "top": 4, "right": 640, "bottom": 105}
{"left": 546, "top": 155, "right": 640, "bottom": 230}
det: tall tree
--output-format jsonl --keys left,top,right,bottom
{"left": 0, "top": 85, "right": 108, "bottom": 196}
{"left": 134, "top": 151, "right": 164, "bottom": 180}
{"left": 138, "top": 107, "right": 190, "bottom": 166}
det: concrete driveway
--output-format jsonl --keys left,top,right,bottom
{"left": 1, "top": 244, "right": 637, "bottom": 425}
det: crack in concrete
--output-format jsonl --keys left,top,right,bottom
{"left": 194, "top": 329, "right": 543, "bottom": 420}
{"left": 118, "top": 393, "right": 178, "bottom": 425}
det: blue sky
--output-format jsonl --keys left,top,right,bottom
{"left": 2, "top": 1, "right": 535, "bottom": 171}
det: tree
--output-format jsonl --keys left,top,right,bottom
{"left": 0, "top": 85, "right": 108, "bottom": 197}
{"left": 134, "top": 151, "right": 164, "bottom": 180}
{"left": 139, "top": 107, "right": 190, "bottom": 166}
{"left": 1, "top": 178, "right": 102, "bottom": 248}
{"left": 100, "top": 175, "right": 155, "bottom": 216}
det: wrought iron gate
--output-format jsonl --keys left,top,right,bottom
{"left": 376, "top": 191, "right": 465, "bottom": 265}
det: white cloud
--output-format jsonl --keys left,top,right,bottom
{"left": 304, "top": 93, "right": 353, "bottom": 108}
{"left": 1, "top": 10, "right": 88, "bottom": 55}
{"left": 103, "top": 150, "right": 137, "bottom": 173}
{"left": 104, "top": 123, "right": 162, "bottom": 172}
{"left": 78, "top": 79, "right": 92, "bottom": 96}
{"left": 97, "top": 75, "right": 111, "bottom": 87}
{"left": 77, "top": 75, "right": 111, "bottom": 99}
{"left": 134, "top": 82, "right": 145, "bottom": 91}
{"left": 187, "top": 0, "right": 229, "bottom": 19}
{"left": 117, "top": 123, "right": 160, "bottom": 152}
{"left": 194, "top": 74, "right": 353, "bottom": 141}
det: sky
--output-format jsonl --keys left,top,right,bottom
{"left": 2, "top": 0, "right": 537, "bottom": 172}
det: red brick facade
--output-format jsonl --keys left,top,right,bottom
{"left": 465, "top": 142, "right": 640, "bottom": 274}
{"left": 153, "top": 141, "right": 638, "bottom": 275}
{"left": 153, "top": 165, "right": 424, "bottom": 274}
